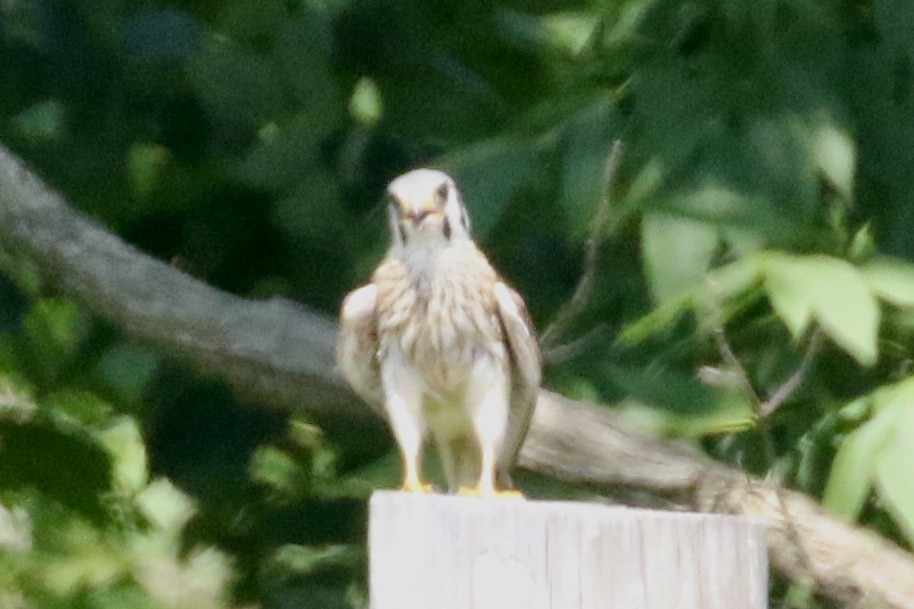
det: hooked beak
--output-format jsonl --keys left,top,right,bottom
{"left": 403, "top": 208, "right": 434, "bottom": 226}
{"left": 398, "top": 200, "right": 439, "bottom": 227}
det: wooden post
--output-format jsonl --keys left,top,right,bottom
{"left": 369, "top": 491, "right": 767, "bottom": 609}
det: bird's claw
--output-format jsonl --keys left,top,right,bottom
{"left": 401, "top": 480, "right": 435, "bottom": 494}
{"left": 457, "top": 485, "right": 524, "bottom": 499}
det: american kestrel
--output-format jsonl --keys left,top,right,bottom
{"left": 337, "top": 169, "right": 541, "bottom": 496}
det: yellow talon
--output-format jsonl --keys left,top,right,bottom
{"left": 401, "top": 479, "right": 435, "bottom": 493}
{"left": 495, "top": 489, "right": 525, "bottom": 499}
{"left": 457, "top": 485, "right": 524, "bottom": 499}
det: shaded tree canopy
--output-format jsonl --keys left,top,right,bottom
{"left": 2, "top": 1, "right": 914, "bottom": 608}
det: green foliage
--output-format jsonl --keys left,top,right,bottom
{"left": 4, "top": 0, "right": 914, "bottom": 606}
{"left": 823, "top": 380, "right": 914, "bottom": 545}
{"left": 764, "top": 254, "right": 878, "bottom": 366}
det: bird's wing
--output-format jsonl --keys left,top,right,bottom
{"left": 493, "top": 282, "right": 541, "bottom": 485}
{"left": 337, "top": 284, "right": 385, "bottom": 417}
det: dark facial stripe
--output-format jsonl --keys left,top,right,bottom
{"left": 398, "top": 222, "right": 408, "bottom": 244}
{"left": 436, "top": 181, "right": 449, "bottom": 202}
{"left": 442, "top": 217, "right": 452, "bottom": 240}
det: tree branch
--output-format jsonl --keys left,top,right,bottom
{"left": 1, "top": 141, "right": 913, "bottom": 608}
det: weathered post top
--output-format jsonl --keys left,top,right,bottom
{"left": 369, "top": 491, "right": 767, "bottom": 609}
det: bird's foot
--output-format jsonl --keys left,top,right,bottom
{"left": 494, "top": 489, "right": 525, "bottom": 499}
{"left": 401, "top": 479, "right": 435, "bottom": 494}
{"left": 457, "top": 485, "right": 524, "bottom": 499}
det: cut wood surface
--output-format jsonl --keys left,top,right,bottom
{"left": 369, "top": 491, "right": 768, "bottom": 609}
{"left": 3, "top": 142, "right": 914, "bottom": 608}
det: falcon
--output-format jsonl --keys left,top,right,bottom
{"left": 337, "top": 169, "right": 541, "bottom": 497}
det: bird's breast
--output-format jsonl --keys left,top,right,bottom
{"left": 374, "top": 249, "right": 505, "bottom": 394}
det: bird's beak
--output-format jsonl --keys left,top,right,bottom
{"left": 400, "top": 200, "right": 438, "bottom": 227}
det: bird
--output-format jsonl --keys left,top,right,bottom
{"left": 337, "top": 168, "right": 541, "bottom": 497}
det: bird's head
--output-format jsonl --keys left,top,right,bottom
{"left": 386, "top": 169, "right": 471, "bottom": 249}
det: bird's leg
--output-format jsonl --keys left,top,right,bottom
{"left": 459, "top": 440, "right": 497, "bottom": 496}
{"left": 457, "top": 445, "right": 523, "bottom": 498}
{"left": 458, "top": 370, "right": 522, "bottom": 498}
{"left": 400, "top": 451, "right": 431, "bottom": 493}
{"left": 381, "top": 365, "right": 433, "bottom": 493}
{"left": 391, "top": 415, "right": 432, "bottom": 493}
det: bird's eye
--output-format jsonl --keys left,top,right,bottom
{"left": 435, "top": 182, "right": 449, "bottom": 204}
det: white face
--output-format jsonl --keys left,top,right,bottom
{"left": 386, "top": 169, "right": 471, "bottom": 248}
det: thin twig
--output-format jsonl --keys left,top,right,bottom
{"left": 540, "top": 323, "right": 609, "bottom": 365}
{"left": 541, "top": 140, "right": 623, "bottom": 355}
{"left": 709, "top": 320, "right": 779, "bottom": 466}
{"left": 712, "top": 323, "right": 763, "bottom": 409}
{"left": 704, "top": 276, "right": 824, "bottom": 422}
{"left": 708, "top": 310, "right": 824, "bottom": 468}
{"left": 760, "top": 328, "right": 824, "bottom": 418}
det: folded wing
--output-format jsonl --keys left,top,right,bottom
{"left": 492, "top": 282, "right": 541, "bottom": 485}
{"left": 337, "top": 284, "right": 385, "bottom": 417}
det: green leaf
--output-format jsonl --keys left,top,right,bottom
{"left": 250, "top": 445, "right": 305, "bottom": 497}
{"left": 862, "top": 257, "right": 914, "bottom": 307}
{"left": 762, "top": 255, "right": 815, "bottom": 338}
{"left": 848, "top": 225, "right": 876, "bottom": 262}
{"left": 43, "top": 390, "right": 114, "bottom": 427}
{"left": 821, "top": 397, "right": 892, "bottom": 520}
{"left": 349, "top": 77, "right": 383, "bottom": 125}
{"left": 136, "top": 479, "right": 195, "bottom": 534}
{"left": 96, "top": 344, "right": 160, "bottom": 405}
{"left": 23, "top": 298, "right": 87, "bottom": 378}
{"left": 40, "top": 521, "right": 126, "bottom": 595}
{"left": 875, "top": 400, "right": 914, "bottom": 545}
{"left": 97, "top": 417, "right": 149, "bottom": 496}
{"left": 617, "top": 255, "right": 763, "bottom": 346}
{"left": 540, "top": 12, "right": 602, "bottom": 55}
{"left": 616, "top": 293, "right": 692, "bottom": 346}
{"left": 131, "top": 545, "right": 232, "bottom": 609}
{"left": 268, "top": 544, "right": 362, "bottom": 576}
{"left": 609, "top": 365, "right": 755, "bottom": 437}
{"left": 823, "top": 379, "right": 914, "bottom": 521}
{"left": 11, "top": 99, "right": 66, "bottom": 143}
{"left": 642, "top": 214, "right": 720, "bottom": 304}
{"left": 813, "top": 121, "right": 855, "bottom": 200}
{"left": 705, "top": 254, "right": 764, "bottom": 300}
{"left": 763, "top": 254, "right": 879, "bottom": 365}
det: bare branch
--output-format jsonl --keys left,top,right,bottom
{"left": 712, "top": 323, "right": 764, "bottom": 408}
{"left": 540, "top": 140, "right": 623, "bottom": 357}
{"left": 704, "top": 274, "right": 822, "bottom": 411}
{"left": 761, "top": 328, "right": 824, "bottom": 418}
{"left": 538, "top": 323, "right": 609, "bottom": 365}
{"left": 705, "top": 287, "right": 824, "bottom": 468}
{"left": 0, "top": 142, "right": 386, "bottom": 456}
{"left": 2, "top": 141, "right": 914, "bottom": 609}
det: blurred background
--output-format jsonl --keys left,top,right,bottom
{"left": 2, "top": 0, "right": 914, "bottom": 607}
